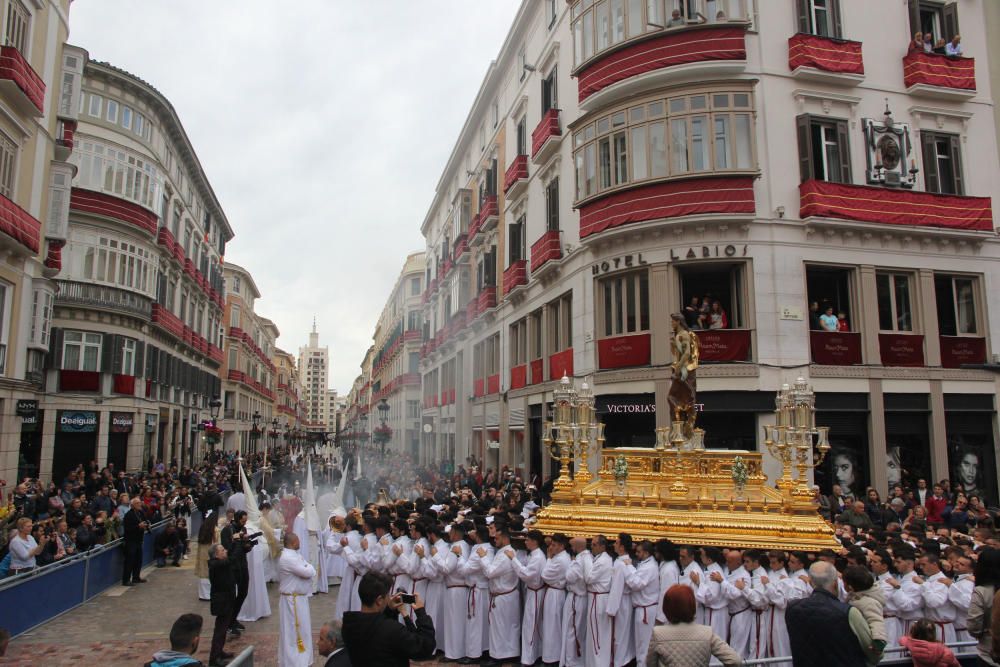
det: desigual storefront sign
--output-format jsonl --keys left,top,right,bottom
{"left": 110, "top": 412, "right": 134, "bottom": 433}
{"left": 58, "top": 411, "right": 98, "bottom": 433}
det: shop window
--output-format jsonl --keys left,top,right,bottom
{"left": 796, "top": 0, "right": 842, "bottom": 38}
{"left": 908, "top": 0, "right": 960, "bottom": 46}
{"left": 934, "top": 274, "right": 977, "bottom": 336}
{"left": 797, "top": 114, "right": 851, "bottom": 184}
{"left": 806, "top": 265, "right": 855, "bottom": 332}
{"left": 677, "top": 262, "right": 747, "bottom": 330}
{"left": 548, "top": 292, "right": 573, "bottom": 352}
{"left": 921, "top": 131, "right": 963, "bottom": 195}
{"left": 876, "top": 272, "right": 914, "bottom": 332}
{"left": 63, "top": 331, "right": 102, "bottom": 371}
{"left": 598, "top": 270, "right": 650, "bottom": 337}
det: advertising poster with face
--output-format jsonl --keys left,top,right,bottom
{"left": 885, "top": 437, "right": 930, "bottom": 495}
{"left": 946, "top": 413, "right": 997, "bottom": 506}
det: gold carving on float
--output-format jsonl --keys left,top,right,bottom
{"left": 534, "top": 321, "right": 839, "bottom": 552}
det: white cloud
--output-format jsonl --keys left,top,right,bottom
{"left": 69, "top": 0, "right": 520, "bottom": 392}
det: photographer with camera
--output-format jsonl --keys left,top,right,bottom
{"left": 220, "top": 510, "right": 256, "bottom": 633}
{"left": 342, "top": 571, "right": 436, "bottom": 666}
{"left": 122, "top": 497, "right": 150, "bottom": 586}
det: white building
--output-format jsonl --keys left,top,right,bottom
{"left": 299, "top": 321, "right": 330, "bottom": 431}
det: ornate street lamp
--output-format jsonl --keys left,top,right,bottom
{"left": 209, "top": 396, "right": 222, "bottom": 425}
{"left": 251, "top": 410, "right": 261, "bottom": 454}
{"left": 374, "top": 398, "right": 391, "bottom": 454}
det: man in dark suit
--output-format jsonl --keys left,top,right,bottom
{"left": 220, "top": 510, "right": 252, "bottom": 632}
{"left": 208, "top": 541, "right": 244, "bottom": 667}
{"left": 317, "top": 619, "right": 351, "bottom": 667}
{"left": 121, "top": 497, "right": 149, "bottom": 586}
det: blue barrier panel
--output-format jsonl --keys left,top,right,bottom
{"left": 84, "top": 544, "right": 126, "bottom": 600}
{"left": 141, "top": 522, "right": 168, "bottom": 566}
{"left": 0, "top": 559, "right": 87, "bottom": 636}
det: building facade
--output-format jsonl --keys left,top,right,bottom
{"left": 274, "top": 346, "right": 305, "bottom": 435}
{"left": 365, "top": 251, "right": 424, "bottom": 458}
{"left": 220, "top": 262, "right": 276, "bottom": 455}
{"left": 0, "top": 0, "right": 77, "bottom": 486}
{"left": 415, "top": 0, "right": 1000, "bottom": 501}
{"left": 26, "top": 49, "right": 236, "bottom": 481}
{"left": 298, "top": 321, "right": 330, "bottom": 432}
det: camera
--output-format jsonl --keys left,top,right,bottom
{"left": 396, "top": 589, "right": 416, "bottom": 605}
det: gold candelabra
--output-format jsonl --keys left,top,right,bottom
{"left": 545, "top": 375, "right": 605, "bottom": 496}
{"left": 763, "top": 377, "right": 830, "bottom": 498}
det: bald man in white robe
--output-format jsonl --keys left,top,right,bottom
{"left": 278, "top": 534, "right": 316, "bottom": 667}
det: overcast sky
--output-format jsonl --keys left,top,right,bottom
{"left": 70, "top": 1, "right": 520, "bottom": 392}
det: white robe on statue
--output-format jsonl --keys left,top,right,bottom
{"left": 237, "top": 543, "right": 271, "bottom": 622}
{"left": 462, "top": 542, "right": 493, "bottom": 658}
{"left": 484, "top": 544, "right": 521, "bottom": 661}
{"left": 625, "top": 555, "right": 660, "bottom": 667}
{"left": 563, "top": 550, "right": 591, "bottom": 667}
{"left": 278, "top": 547, "right": 316, "bottom": 667}
{"left": 439, "top": 540, "right": 470, "bottom": 660}
{"left": 585, "top": 551, "right": 614, "bottom": 667}
{"left": 540, "top": 550, "right": 570, "bottom": 665}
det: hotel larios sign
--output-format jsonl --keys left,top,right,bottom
{"left": 592, "top": 245, "right": 749, "bottom": 274}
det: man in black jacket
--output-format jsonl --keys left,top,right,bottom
{"left": 208, "top": 541, "right": 244, "bottom": 667}
{"left": 121, "top": 497, "right": 149, "bottom": 586}
{"left": 786, "top": 561, "right": 870, "bottom": 666}
{"left": 219, "top": 510, "right": 253, "bottom": 631}
{"left": 342, "top": 572, "right": 436, "bottom": 666}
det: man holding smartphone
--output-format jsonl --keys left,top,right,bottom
{"left": 342, "top": 571, "right": 436, "bottom": 666}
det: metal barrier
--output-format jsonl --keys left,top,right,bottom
{"left": 0, "top": 517, "right": 171, "bottom": 637}
{"left": 227, "top": 645, "right": 255, "bottom": 667}
{"left": 741, "top": 641, "right": 979, "bottom": 666}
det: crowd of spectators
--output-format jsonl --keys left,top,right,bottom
{"left": 682, "top": 295, "right": 730, "bottom": 330}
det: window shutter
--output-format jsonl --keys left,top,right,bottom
{"left": 907, "top": 0, "right": 921, "bottom": 37}
{"left": 921, "top": 132, "right": 940, "bottom": 194}
{"left": 551, "top": 67, "right": 558, "bottom": 108}
{"left": 100, "top": 334, "right": 116, "bottom": 373}
{"left": 942, "top": 2, "right": 960, "bottom": 42}
{"left": 949, "top": 134, "right": 964, "bottom": 196}
{"left": 49, "top": 327, "right": 64, "bottom": 369}
{"left": 135, "top": 342, "right": 145, "bottom": 378}
{"left": 796, "top": 0, "right": 811, "bottom": 34}
{"left": 836, "top": 120, "right": 852, "bottom": 184}
{"left": 796, "top": 114, "right": 814, "bottom": 183}
{"left": 831, "top": 0, "right": 844, "bottom": 39}
{"left": 112, "top": 335, "right": 125, "bottom": 375}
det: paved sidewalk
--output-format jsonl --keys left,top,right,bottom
{"left": 1, "top": 556, "right": 350, "bottom": 666}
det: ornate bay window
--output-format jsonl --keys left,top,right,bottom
{"left": 574, "top": 88, "right": 755, "bottom": 202}
{"left": 71, "top": 138, "right": 163, "bottom": 212}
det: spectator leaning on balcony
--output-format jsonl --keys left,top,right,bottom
{"left": 819, "top": 306, "right": 839, "bottom": 332}
{"left": 666, "top": 8, "right": 685, "bottom": 27}
{"left": 923, "top": 32, "right": 935, "bottom": 53}
{"left": 946, "top": 35, "right": 963, "bottom": 57}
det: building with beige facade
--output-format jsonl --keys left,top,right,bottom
{"left": 220, "top": 262, "right": 276, "bottom": 455}
{"left": 24, "top": 46, "right": 235, "bottom": 479}
{"left": 410, "top": 0, "right": 1000, "bottom": 501}
{"left": 0, "top": 0, "right": 80, "bottom": 485}
{"left": 274, "top": 346, "right": 304, "bottom": 435}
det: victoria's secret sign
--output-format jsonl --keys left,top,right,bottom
{"left": 592, "top": 245, "right": 749, "bottom": 275}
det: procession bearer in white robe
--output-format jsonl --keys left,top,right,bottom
{"left": 421, "top": 523, "right": 449, "bottom": 650}
{"left": 483, "top": 526, "right": 521, "bottom": 664}
{"left": 655, "top": 541, "right": 681, "bottom": 625}
{"left": 742, "top": 550, "right": 772, "bottom": 661}
{"left": 762, "top": 550, "right": 794, "bottom": 665}
{"left": 438, "top": 524, "right": 471, "bottom": 662}
{"left": 718, "top": 550, "right": 752, "bottom": 657}
{"left": 949, "top": 554, "right": 976, "bottom": 643}
{"left": 692, "top": 547, "right": 728, "bottom": 643}
{"left": 509, "top": 529, "right": 548, "bottom": 665}
{"left": 383, "top": 519, "right": 413, "bottom": 597}
{"left": 609, "top": 535, "right": 635, "bottom": 667}
{"left": 341, "top": 517, "right": 377, "bottom": 612}
{"left": 278, "top": 533, "right": 316, "bottom": 667}
{"left": 622, "top": 540, "right": 661, "bottom": 667}
{"left": 403, "top": 521, "right": 431, "bottom": 600}
{"left": 584, "top": 535, "right": 614, "bottom": 667}
{"left": 540, "top": 533, "right": 571, "bottom": 666}
{"left": 330, "top": 514, "right": 361, "bottom": 621}
{"left": 462, "top": 525, "right": 493, "bottom": 661}
{"left": 563, "top": 536, "right": 592, "bottom": 667}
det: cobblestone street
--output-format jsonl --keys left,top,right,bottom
{"left": 1, "top": 557, "right": 397, "bottom": 667}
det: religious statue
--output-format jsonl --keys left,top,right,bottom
{"left": 668, "top": 313, "right": 700, "bottom": 438}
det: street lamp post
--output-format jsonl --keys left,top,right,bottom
{"left": 208, "top": 396, "right": 222, "bottom": 453}
{"left": 251, "top": 410, "right": 261, "bottom": 456}
{"left": 376, "top": 398, "right": 390, "bottom": 455}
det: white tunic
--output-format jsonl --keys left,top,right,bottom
{"left": 697, "top": 563, "right": 728, "bottom": 641}
{"left": 585, "top": 551, "right": 614, "bottom": 667}
{"left": 384, "top": 534, "right": 413, "bottom": 595}
{"left": 462, "top": 542, "right": 493, "bottom": 658}
{"left": 403, "top": 537, "right": 431, "bottom": 599}
{"left": 720, "top": 565, "right": 752, "bottom": 657}
{"left": 277, "top": 548, "right": 316, "bottom": 667}
{"left": 422, "top": 538, "right": 449, "bottom": 651}
{"left": 484, "top": 544, "right": 521, "bottom": 660}
{"left": 950, "top": 573, "right": 975, "bottom": 642}
{"left": 540, "top": 550, "right": 570, "bottom": 665}
{"left": 656, "top": 559, "right": 681, "bottom": 624}
{"left": 563, "top": 550, "right": 592, "bottom": 667}
{"left": 608, "top": 556, "right": 634, "bottom": 666}
{"left": 331, "top": 529, "right": 361, "bottom": 620}
{"left": 625, "top": 556, "right": 660, "bottom": 667}
{"left": 922, "top": 571, "right": 958, "bottom": 644}
{"left": 877, "top": 571, "right": 903, "bottom": 647}
{"left": 237, "top": 543, "right": 271, "bottom": 622}
{"left": 744, "top": 566, "right": 771, "bottom": 661}
{"left": 764, "top": 567, "right": 793, "bottom": 665}
{"left": 512, "top": 547, "right": 547, "bottom": 664}
{"left": 888, "top": 570, "right": 924, "bottom": 638}
{"left": 439, "top": 540, "right": 471, "bottom": 660}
